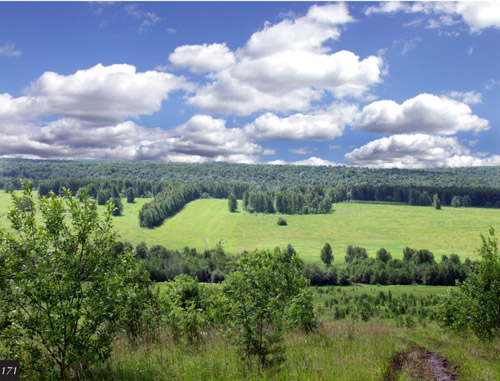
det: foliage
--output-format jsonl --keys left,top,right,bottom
{"left": 0, "top": 182, "right": 153, "bottom": 379}
{"left": 163, "top": 274, "right": 208, "bottom": 345}
{"left": 137, "top": 243, "right": 235, "bottom": 283}
{"left": 3, "top": 158, "right": 500, "bottom": 189}
{"left": 346, "top": 246, "right": 469, "bottom": 286}
{"left": 321, "top": 242, "right": 333, "bottom": 267}
{"left": 126, "top": 187, "right": 135, "bottom": 203}
{"left": 223, "top": 247, "right": 313, "bottom": 367}
{"left": 227, "top": 194, "right": 237, "bottom": 212}
{"left": 432, "top": 193, "right": 441, "bottom": 210}
{"left": 277, "top": 217, "right": 287, "bottom": 226}
{"left": 438, "top": 228, "right": 500, "bottom": 339}
{"left": 111, "top": 197, "right": 123, "bottom": 216}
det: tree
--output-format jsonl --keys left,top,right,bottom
{"left": 111, "top": 197, "right": 123, "bottom": 216}
{"left": 462, "top": 195, "right": 472, "bottom": 207}
{"left": 228, "top": 194, "right": 237, "bottom": 212}
{"left": 432, "top": 193, "right": 441, "bottom": 209}
{"left": 277, "top": 217, "right": 287, "bottom": 226}
{"left": 439, "top": 228, "right": 500, "bottom": 339}
{"left": 126, "top": 187, "right": 135, "bottom": 203}
{"left": 96, "top": 188, "right": 111, "bottom": 205}
{"left": 321, "top": 243, "right": 333, "bottom": 267}
{"left": 376, "top": 248, "right": 392, "bottom": 263}
{"left": 0, "top": 182, "right": 152, "bottom": 379}
{"left": 451, "top": 196, "right": 461, "bottom": 207}
{"left": 223, "top": 248, "right": 314, "bottom": 367}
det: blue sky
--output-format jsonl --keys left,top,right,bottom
{"left": 1, "top": 1, "right": 499, "bottom": 168}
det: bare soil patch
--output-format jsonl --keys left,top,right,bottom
{"left": 384, "top": 342, "right": 458, "bottom": 381}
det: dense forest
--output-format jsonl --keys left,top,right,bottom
{"left": 2, "top": 158, "right": 500, "bottom": 187}
{"left": 3, "top": 158, "right": 500, "bottom": 228}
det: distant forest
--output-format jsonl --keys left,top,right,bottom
{"left": 2, "top": 158, "right": 500, "bottom": 228}
{"left": 2, "top": 158, "right": 500, "bottom": 187}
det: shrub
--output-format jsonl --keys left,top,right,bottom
{"left": 277, "top": 217, "right": 287, "bottom": 226}
{"left": 438, "top": 228, "right": 500, "bottom": 339}
{"left": 223, "top": 247, "right": 313, "bottom": 367}
{"left": 0, "top": 182, "right": 153, "bottom": 380}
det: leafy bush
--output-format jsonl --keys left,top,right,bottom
{"left": 438, "top": 228, "right": 500, "bottom": 339}
{"left": 223, "top": 247, "right": 314, "bottom": 367}
{"left": 277, "top": 217, "right": 287, "bottom": 226}
{"left": 163, "top": 274, "right": 207, "bottom": 345}
{"left": 0, "top": 182, "right": 153, "bottom": 380}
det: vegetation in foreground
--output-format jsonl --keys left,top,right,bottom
{"left": 1, "top": 185, "right": 500, "bottom": 380}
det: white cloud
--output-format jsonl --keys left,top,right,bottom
{"left": 169, "top": 43, "right": 235, "bottom": 74}
{"left": 0, "top": 42, "right": 21, "bottom": 57}
{"left": 354, "top": 93, "right": 488, "bottom": 135}
{"left": 366, "top": 1, "right": 500, "bottom": 33}
{"left": 456, "top": 1, "right": 500, "bottom": 32}
{"left": 244, "top": 103, "right": 357, "bottom": 141}
{"left": 171, "top": 114, "right": 263, "bottom": 159}
{"left": 177, "top": 3, "right": 382, "bottom": 115}
{"left": 27, "top": 63, "right": 191, "bottom": 123}
{"left": 268, "top": 156, "right": 339, "bottom": 166}
{"left": 244, "top": 3, "right": 353, "bottom": 57}
{"left": 293, "top": 156, "right": 339, "bottom": 166}
{"left": 365, "top": 2, "right": 411, "bottom": 16}
{"left": 288, "top": 147, "right": 313, "bottom": 155}
{"left": 0, "top": 114, "right": 264, "bottom": 164}
{"left": 125, "top": 4, "right": 161, "bottom": 32}
{"left": 345, "top": 133, "right": 500, "bottom": 168}
{"left": 485, "top": 78, "right": 500, "bottom": 89}
{"left": 448, "top": 91, "right": 482, "bottom": 105}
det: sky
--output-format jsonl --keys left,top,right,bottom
{"left": 0, "top": 1, "right": 500, "bottom": 168}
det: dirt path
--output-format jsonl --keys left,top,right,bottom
{"left": 384, "top": 343, "right": 459, "bottom": 381}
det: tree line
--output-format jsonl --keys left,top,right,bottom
{"left": 138, "top": 182, "right": 250, "bottom": 228}
{"left": 2, "top": 158, "right": 500, "bottom": 188}
{"left": 242, "top": 187, "right": 333, "bottom": 214}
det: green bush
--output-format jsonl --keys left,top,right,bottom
{"left": 223, "top": 247, "right": 314, "bottom": 367}
{"left": 277, "top": 217, "right": 287, "bottom": 226}
{"left": 0, "top": 182, "right": 153, "bottom": 380}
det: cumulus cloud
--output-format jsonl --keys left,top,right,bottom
{"left": 176, "top": 3, "right": 383, "bottom": 115}
{"left": 170, "top": 114, "right": 263, "bottom": 159}
{"left": 366, "top": 1, "right": 500, "bottom": 33}
{"left": 354, "top": 93, "right": 488, "bottom": 135}
{"left": 24, "top": 63, "right": 191, "bottom": 123}
{"left": 456, "top": 1, "right": 500, "bottom": 32}
{"left": 0, "top": 64, "right": 264, "bottom": 164}
{"left": 293, "top": 156, "right": 339, "bottom": 166}
{"left": 169, "top": 43, "right": 236, "bottom": 74}
{"left": 244, "top": 103, "right": 357, "bottom": 141}
{"left": 345, "top": 133, "right": 500, "bottom": 168}
{"left": 244, "top": 3, "right": 353, "bottom": 57}
{"left": 0, "top": 42, "right": 22, "bottom": 57}
{"left": 0, "top": 115, "right": 263, "bottom": 164}
{"left": 268, "top": 156, "right": 339, "bottom": 166}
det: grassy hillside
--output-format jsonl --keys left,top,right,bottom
{"left": 1, "top": 192, "right": 498, "bottom": 262}
{"left": 107, "top": 198, "right": 499, "bottom": 262}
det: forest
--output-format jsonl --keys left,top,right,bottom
{"left": 2, "top": 157, "right": 500, "bottom": 187}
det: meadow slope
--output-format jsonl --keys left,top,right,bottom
{"left": 107, "top": 198, "right": 499, "bottom": 262}
{"left": 1, "top": 192, "right": 498, "bottom": 262}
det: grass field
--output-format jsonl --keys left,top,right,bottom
{"left": 108, "top": 198, "right": 499, "bottom": 262}
{"left": 1, "top": 192, "right": 499, "bottom": 262}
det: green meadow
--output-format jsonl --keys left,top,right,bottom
{"left": 1, "top": 191, "right": 499, "bottom": 262}
{"left": 105, "top": 197, "right": 499, "bottom": 262}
